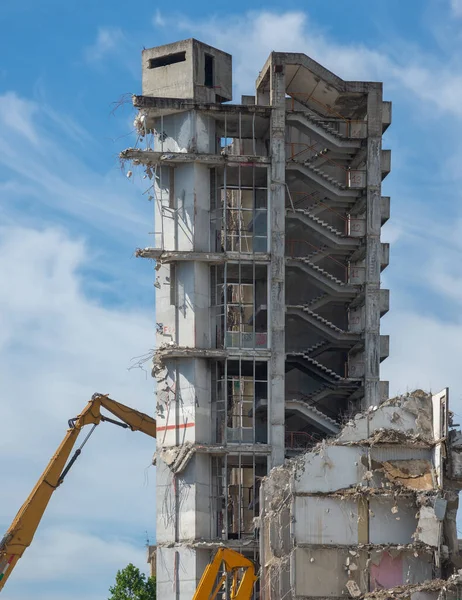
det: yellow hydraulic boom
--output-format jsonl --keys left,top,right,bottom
{"left": 192, "top": 548, "right": 257, "bottom": 600}
{"left": 0, "top": 393, "right": 157, "bottom": 593}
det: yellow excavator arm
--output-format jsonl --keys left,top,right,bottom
{"left": 192, "top": 548, "right": 257, "bottom": 600}
{"left": 0, "top": 393, "right": 156, "bottom": 592}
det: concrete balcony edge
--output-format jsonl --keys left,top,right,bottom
{"left": 136, "top": 248, "right": 270, "bottom": 263}
{"left": 120, "top": 148, "right": 270, "bottom": 166}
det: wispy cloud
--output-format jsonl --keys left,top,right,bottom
{"left": 4, "top": 7, "right": 462, "bottom": 600}
{"left": 83, "top": 26, "right": 138, "bottom": 77}
{"left": 154, "top": 9, "right": 166, "bottom": 27}
{"left": 450, "top": 0, "right": 462, "bottom": 17}
{"left": 84, "top": 26, "right": 126, "bottom": 63}
{"left": 0, "top": 92, "right": 39, "bottom": 145}
{"left": 8, "top": 528, "right": 146, "bottom": 583}
{"left": 0, "top": 83, "right": 157, "bottom": 599}
{"left": 0, "top": 91, "right": 151, "bottom": 246}
{"left": 2, "top": 528, "right": 147, "bottom": 600}
{"left": 171, "top": 9, "right": 462, "bottom": 119}
{"left": 160, "top": 8, "right": 462, "bottom": 412}
{"left": 0, "top": 225, "right": 155, "bottom": 599}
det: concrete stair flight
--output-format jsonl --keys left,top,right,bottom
{"left": 286, "top": 111, "right": 362, "bottom": 150}
{"left": 287, "top": 352, "right": 344, "bottom": 383}
{"left": 286, "top": 257, "right": 359, "bottom": 300}
{"left": 301, "top": 162, "right": 345, "bottom": 190}
{"left": 307, "top": 293, "right": 330, "bottom": 310}
{"left": 306, "top": 244, "right": 328, "bottom": 263}
{"left": 293, "top": 210, "right": 343, "bottom": 236}
{"left": 285, "top": 395, "right": 340, "bottom": 434}
{"left": 287, "top": 305, "right": 359, "bottom": 343}
{"left": 286, "top": 162, "right": 361, "bottom": 198}
{"left": 287, "top": 209, "right": 360, "bottom": 250}
{"left": 304, "top": 340, "right": 330, "bottom": 356}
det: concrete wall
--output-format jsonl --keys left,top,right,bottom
{"left": 142, "top": 39, "right": 232, "bottom": 102}
{"left": 156, "top": 358, "right": 211, "bottom": 447}
{"left": 292, "top": 548, "right": 433, "bottom": 597}
{"left": 128, "top": 40, "right": 404, "bottom": 600}
{"left": 152, "top": 112, "right": 216, "bottom": 154}
{"left": 143, "top": 40, "right": 194, "bottom": 99}
{"left": 156, "top": 453, "right": 212, "bottom": 542}
{"left": 192, "top": 39, "right": 232, "bottom": 102}
{"left": 259, "top": 391, "right": 460, "bottom": 600}
{"left": 156, "top": 547, "right": 211, "bottom": 600}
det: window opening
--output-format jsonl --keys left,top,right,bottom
{"left": 220, "top": 187, "right": 267, "bottom": 253}
{"left": 148, "top": 51, "right": 186, "bottom": 69}
{"left": 204, "top": 54, "right": 214, "bottom": 88}
{"left": 211, "top": 165, "right": 268, "bottom": 254}
{"left": 169, "top": 264, "right": 177, "bottom": 306}
{"left": 211, "top": 454, "right": 267, "bottom": 540}
{"left": 168, "top": 167, "right": 175, "bottom": 209}
{"left": 212, "top": 262, "right": 268, "bottom": 349}
{"left": 213, "top": 359, "right": 268, "bottom": 445}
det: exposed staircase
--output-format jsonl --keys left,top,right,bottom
{"left": 286, "top": 306, "right": 360, "bottom": 343}
{"left": 287, "top": 209, "right": 360, "bottom": 250}
{"left": 286, "top": 257, "right": 358, "bottom": 298}
{"left": 287, "top": 162, "right": 362, "bottom": 197}
{"left": 286, "top": 111, "right": 362, "bottom": 150}
{"left": 287, "top": 352, "right": 345, "bottom": 383}
{"left": 285, "top": 396, "right": 340, "bottom": 434}
{"left": 304, "top": 340, "right": 330, "bottom": 356}
{"left": 284, "top": 98, "right": 370, "bottom": 414}
{"left": 307, "top": 293, "right": 330, "bottom": 311}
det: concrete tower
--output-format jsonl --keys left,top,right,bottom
{"left": 121, "top": 39, "right": 391, "bottom": 600}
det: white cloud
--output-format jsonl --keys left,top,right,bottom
{"left": 158, "top": 8, "right": 462, "bottom": 415}
{"left": 3, "top": 8, "right": 462, "bottom": 598}
{"left": 1, "top": 529, "right": 148, "bottom": 600}
{"left": 84, "top": 27, "right": 126, "bottom": 63}
{"left": 154, "top": 9, "right": 166, "bottom": 27}
{"left": 9, "top": 528, "right": 147, "bottom": 583}
{"left": 451, "top": 0, "right": 462, "bottom": 17}
{"left": 172, "top": 9, "right": 462, "bottom": 118}
{"left": 382, "top": 309, "right": 462, "bottom": 405}
{"left": 0, "top": 92, "right": 39, "bottom": 145}
{"left": 0, "top": 225, "right": 155, "bottom": 599}
{"left": 0, "top": 91, "right": 152, "bottom": 246}
{"left": 83, "top": 26, "right": 138, "bottom": 77}
{"left": 0, "top": 41, "right": 152, "bottom": 600}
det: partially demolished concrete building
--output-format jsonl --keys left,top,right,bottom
{"left": 260, "top": 389, "right": 462, "bottom": 599}
{"left": 121, "top": 39, "right": 462, "bottom": 600}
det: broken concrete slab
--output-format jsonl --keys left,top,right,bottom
{"left": 413, "top": 506, "right": 442, "bottom": 547}
{"left": 154, "top": 441, "right": 196, "bottom": 473}
{"left": 337, "top": 391, "right": 434, "bottom": 445}
{"left": 382, "top": 460, "right": 434, "bottom": 491}
{"left": 259, "top": 389, "right": 457, "bottom": 600}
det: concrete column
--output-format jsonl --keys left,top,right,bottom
{"left": 364, "top": 84, "right": 383, "bottom": 408}
{"left": 153, "top": 107, "right": 214, "bottom": 600}
{"left": 269, "top": 56, "right": 286, "bottom": 468}
{"left": 157, "top": 547, "right": 210, "bottom": 600}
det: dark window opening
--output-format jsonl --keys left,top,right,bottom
{"left": 169, "top": 264, "right": 177, "bottom": 305}
{"left": 148, "top": 51, "right": 186, "bottom": 69}
{"left": 204, "top": 54, "right": 214, "bottom": 88}
{"left": 168, "top": 167, "right": 175, "bottom": 209}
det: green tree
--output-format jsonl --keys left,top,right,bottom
{"left": 108, "top": 563, "right": 156, "bottom": 600}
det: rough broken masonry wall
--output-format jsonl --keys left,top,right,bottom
{"left": 259, "top": 390, "right": 462, "bottom": 600}
{"left": 119, "top": 38, "right": 461, "bottom": 600}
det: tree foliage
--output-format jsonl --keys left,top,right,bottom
{"left": 108, "top": 563, "right": 156, "bottom": 600}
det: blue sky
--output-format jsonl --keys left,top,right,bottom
{"left": 2, "top": 0, "right": 462, "bottom": 598}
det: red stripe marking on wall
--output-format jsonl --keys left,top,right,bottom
{"left": 157, "top": 422, "right": 195, "bottom": 431}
